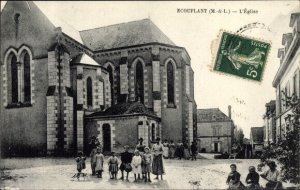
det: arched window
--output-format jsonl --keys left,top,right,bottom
{"left": 135, "top": 61, "right": 144, "bottom": 103}
{"left": 167, "top": 61, "right": 175, "bottom": 104}
{"left": 151, "top": 124, "right": 156, "bottom": 141}
{"left": 14, "top": 13, "right": 20, "bottom": 38}
{"left": 11, "top": 55, "right": 18, "bottom": 103}
{"left": 24, "top": 53, "right": 31, "bottom": 102}
{"left": 106, "top": 65, "right": 114, "bottom": 105}
{"left": 87, "top": 77, "right": 93, "bottom": 107}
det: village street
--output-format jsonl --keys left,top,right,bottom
{"left": 1, "top": 156, "right": 265, "bottom": 189}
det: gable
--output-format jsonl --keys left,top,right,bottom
{"left": 197, "top": 108, "right": 231, "bottom": 123}
{"left": 1, "top": 1, "right": 57, "bottom": 60}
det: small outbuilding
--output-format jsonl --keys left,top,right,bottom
{"left": 84, "top": 101, "right": 161, "bottom": 154}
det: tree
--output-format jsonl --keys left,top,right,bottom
{"left": 234, "top": 128, "right": 244, "bottom": 148}
{"left": 232, "top": 128, "right": 244, "bottom": 157}
{"left": 260, "top": 92, "right": 300, "bottom": 184}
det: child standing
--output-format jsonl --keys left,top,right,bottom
{"left": 95, "top": 147, "right": 104, "bottom": 178}
{"left": 119, "top": 145, "right": 133, "bottom": 181}
{"left": 226, "top": 164, "right": 244, "bottom": 190}
{"left": 108, "top": 152, "right": 119, "bottom": 179}
{"left": 143, "top": 147, "right": 152, "bottom": 182}
{"left": 75, "top": 151, "right": 86, "bottom": 176}
{"left": 131, "top": 150, "right": 142, "bottom": 182}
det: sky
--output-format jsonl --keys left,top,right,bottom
{"left": 1, "top": 1, "right": 299, "bottom": 138}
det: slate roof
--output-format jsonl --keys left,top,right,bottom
{"left": 79, "top": 19, "right": 176, "bottom": 51}
{"left": 2, "top": 2, "right": 177, "bottom": 52}
{"left": 71, "top": 53, "right": 100, "bottom": 66}
{"left": 87, "top": 102, "right": 158, "bottom": 118}
{"left": 250, "top": 127, "right": 264, "bottom": 143}
{"left": 197, "top": 108, "right": 231, "bottom": 123}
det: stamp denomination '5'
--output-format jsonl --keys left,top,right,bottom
{"left": 214, "top": 31, "right": 271, "bottom": 81}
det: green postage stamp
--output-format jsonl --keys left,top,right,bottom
{"left": 213, "top": 31, "right": 271, "bottom": 82}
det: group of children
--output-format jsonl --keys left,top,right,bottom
{"left": 75, "top": 144, "right": 154, "bottom": 182}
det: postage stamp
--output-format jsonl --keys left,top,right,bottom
{"left": 213, "top": 31, "right": 271, "bottom": 81}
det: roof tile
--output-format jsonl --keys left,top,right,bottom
{"left": 79, "top": 19, "right": 175, "bottom": 51}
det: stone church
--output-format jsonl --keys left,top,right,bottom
{"left": 0, "top": 1, "right": 197, "bottom": 157}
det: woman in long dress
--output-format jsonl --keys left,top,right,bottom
{"left": 162, "top": 139, "right": 169, "bottom": 159}
{"left": 152, "top": 137, "right": 165, "bottom": 180}
{"left": 183, "top": 141, "right": 190, "bottom": 160}
{"left": 168, "top": 140, "right": 176, "bottom": 159}
{"left": 175, "top": 140, "right": 184, "bottom": 159}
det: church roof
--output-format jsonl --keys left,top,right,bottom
{"left": 79, "top": 18, "right": 176, "bottom": 51}
{"left": 87, "top": 101, "right": 158, "bottom": 118}
{"left": 5, "top": 2, "right": 176, "bottom": 52}
{"left": 71, "top": 53, "right": 100, "bottom": 66}
{"left": 197, "top": 108, "right": 231, "bottom": 123}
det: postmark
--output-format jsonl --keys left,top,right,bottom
{"left": 213, "top": 30, "right": 271, "bottom": 82}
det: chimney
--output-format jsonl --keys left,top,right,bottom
{"left": 228, "top": 105, "right": 232, "bottom": 119}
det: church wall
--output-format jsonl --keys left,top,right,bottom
{"left": 82, "top": 68, "right": 98, "bottom": 109}
{"left": 93, "top": 47, "right": 191, "bottom": 143}
{"left": 0, "top": 1, "right": 59, "bottom": 157}
{"left": 0, "top": 1, "right": 56, "bottom": 61}
{"left": 0, "top": 1, "right": 197, "bottom": 157}
{"left": 94, "top": 53, "right": 120, "bottom": 105}
{"left": 94, "top": 49, "right": 153, "bottom": 106}
{"left": 1, "top": 58, "right": 48, "bottom": 157}
{"left": 127, "top": 50, "right": 152, "bottom": 107}
{"left": 158, "top": 48, "right": 183, "bottom": 142}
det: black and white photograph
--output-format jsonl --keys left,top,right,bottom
{"left": 0, "top": 1, "right": 299, "bottom": 189}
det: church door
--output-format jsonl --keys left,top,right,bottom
{"left": 214, "top": 142, "right": 218, "bottom": 153}
{"left": 102, "top": 124, "right": 111, "bottom": 153}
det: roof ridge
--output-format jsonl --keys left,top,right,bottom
{"left": 79, "top": 18, "right": 150, "bottom": 33}
{"left": 197, "top": 108, "right": 219, "bottom": 110}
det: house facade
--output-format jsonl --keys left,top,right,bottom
{"left": 250, "top": 127, "right": 264, "bottom": 158}
{"left": 273, "top": 12, "right": 300, "bottom": 141}
{"left": 0, "top": 1, "right": 197, "bottom": 157}
{"left": 196, "top": 106, "right": 235, "bottom": 153}
{"left": 263, "top": 100, "right": 276, "bottom": 145}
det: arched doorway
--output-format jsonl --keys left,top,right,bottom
{"left": 102, "top": 124, "right": 111, "bottom": 153}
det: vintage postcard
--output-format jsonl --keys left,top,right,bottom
{"left": 0, "top": 1, "right": 299, "bottom": 190}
